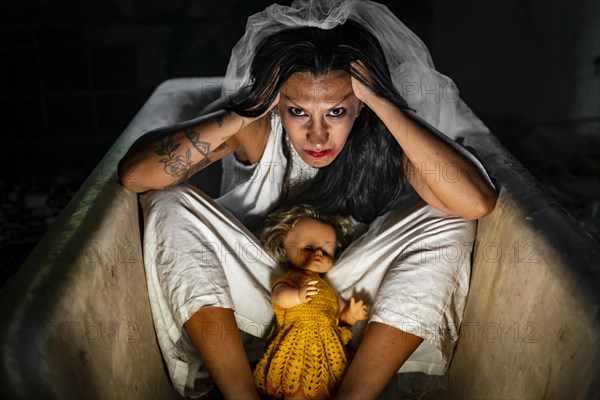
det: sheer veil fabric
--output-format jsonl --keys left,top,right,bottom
{"left": 222, "top": 0, "right": 495, "bottom": 189}
{"left": 225, "top": 0, "right": 461, "bottom": 133}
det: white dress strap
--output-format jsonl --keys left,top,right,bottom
{"left": 217, "top": 112, "right": 286, "bottom": 225}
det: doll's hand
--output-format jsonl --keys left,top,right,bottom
{"left": 298, "top": 280, "right": 319, "bottom": 303}
{"left": 347, "top": 298, "right": 369, "bottom": 322}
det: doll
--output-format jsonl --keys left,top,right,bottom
{"left": 254, "top": 205, "right": 369, "bottom": 399}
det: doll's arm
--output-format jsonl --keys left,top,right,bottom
{"left": 272, "top": 280, "right": 319, "bottom": 309}
{"left": 339, "top": 297, "right": 369, "bottom": 326}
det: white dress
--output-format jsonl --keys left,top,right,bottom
{"left": 140, "top": 112, "right": 477, "bottom": 397}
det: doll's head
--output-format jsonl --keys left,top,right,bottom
{"left": 262, "top": 205, "right": 353, "bottom": 272}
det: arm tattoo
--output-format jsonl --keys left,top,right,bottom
{"left": 216, "top": 115, "right": 224, "bottom": 128}
{"left": 154, "top": 133, "right": 181, "bottom": 157}
{"left": 184, "top": 127, "right": 210, "bottom": 156}
{"left": 155, "top": 134, "right": 193, "bottom": 178}
{"left": 193, "top": 156, "right": 213, "bottom": 172}
{"left": 156, "top": 131, "right": 218, "bottom": 188}
{"left": 210, "top": 141, "right": 229, "bottom": 155}
{"left": 163, "top": 156, "right": 213, "bottom": 189}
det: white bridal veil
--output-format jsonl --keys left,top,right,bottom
{"left": 223, "top": 0, "right": 486, "bottom": 138}
{"left": 222, "top": 0, "right": 494, "bottom": 190}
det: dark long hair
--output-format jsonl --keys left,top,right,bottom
{"left": 227, "top": 21, "right": 413, "bottom": 223}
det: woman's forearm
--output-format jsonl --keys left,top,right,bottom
{"left": 118, "top": 110, "right": 245, "bottom": 193}
{"left": 336, "top": 322, "right": 423, "bottom": 399}
{"left": 367, "top": 97, "right": 497, "bottom": 219}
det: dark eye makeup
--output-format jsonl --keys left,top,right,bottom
{"left": 289, "top": 107, "right": 306, "bottom": 117}
{"left": 328, "top": 108, "right": 345, "bottom": 117}
{"left": 287, "top": 107, "right": 346, "bottom": 118}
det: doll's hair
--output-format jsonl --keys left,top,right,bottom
{"left": 227, "top": 20, "right": 410, "bottom": 223}
{"left": 261, "top": 204, "right": 353, "bottom": 266}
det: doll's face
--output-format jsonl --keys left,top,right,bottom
{"left": 283, "top": 217, "right": 337, "bottom": 273}
{"left": 277, "top": 71, "right": 362, "bottom": 168}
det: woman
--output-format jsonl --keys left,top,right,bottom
{"left": 118, "top": 1, "right": 497, "bottom": 398}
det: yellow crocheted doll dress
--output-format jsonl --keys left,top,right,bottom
{"left": 254, "top": 268, "right": 352, "bottom": 399}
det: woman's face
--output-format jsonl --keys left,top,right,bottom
{"left": 283, "top": 217, "right": 337, "bottom": 274}
{"left": 277, "top": 71, "right": 362, "bottom": 168}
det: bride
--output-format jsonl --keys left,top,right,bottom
{"left": 118, "top": 1, "right": 497, "bottom": 398}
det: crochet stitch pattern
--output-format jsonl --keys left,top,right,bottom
{"left": 254, "top": 268, "right": 352, "bottom": 398}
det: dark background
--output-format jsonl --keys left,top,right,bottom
{"left": 1, "top": 0, "right": 599, "bottom": 286}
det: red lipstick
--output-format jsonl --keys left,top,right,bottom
{"left": 305, "top": 149, "right": 331, "bottom": 158}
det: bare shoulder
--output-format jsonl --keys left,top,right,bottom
{"left": 233, "top": 114, "right": 272, "bottom": 165}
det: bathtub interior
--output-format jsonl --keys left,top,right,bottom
{"left": 0, "top": 78, "right": 598, "bottom": 399}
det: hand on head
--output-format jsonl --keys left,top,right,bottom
{"left": 349, "top": 61, "right": 378, "bottom": 106}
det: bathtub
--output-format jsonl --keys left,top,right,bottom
{"left": 1, "top": 78, "right": 598, "bottom": 399}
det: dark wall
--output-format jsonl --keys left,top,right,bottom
{"left": 0, "top": 0, "right": 428, "bottom": 284}
{"left": 427, "top": 0, "right": 600, "bottom": 236}
{"left": 0, "top": 0, "right": 431, "bottom": 173}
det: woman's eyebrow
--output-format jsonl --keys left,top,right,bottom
{"left": 281, "top": 93, "right": 302, "bottom": 108}
{"left": 281, "top": 92, "right": 353, "bottom": 110}
{"left": 328, "top": 92, "right": 353, "bottom": 110}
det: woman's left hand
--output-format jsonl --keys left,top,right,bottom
{"left": 351, "top": 61, "right": 497, "bottom": 219}
{"left": 350, "top": 61, "right": 381, "bottom": 107}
